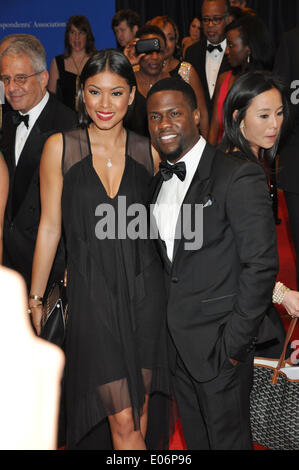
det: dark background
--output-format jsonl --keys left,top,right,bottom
{"left": 115, "top": 0, "right": 299, "bottom": 50}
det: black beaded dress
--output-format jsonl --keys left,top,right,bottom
{"left": 60, "top": 128, "right": 171, "bottom": 449}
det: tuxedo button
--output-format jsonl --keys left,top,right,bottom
{"left": 172, "top": 277, "right": 179, "bottom": 283}
{"left": 9, "top": 222, "right": 14, "bottom": 230}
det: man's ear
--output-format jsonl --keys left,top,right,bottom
{"left": 40, "top": 70, "right": 49, "bottom": 89}
{"left": 193, "top": 108, "right": 200, "bottom": 126}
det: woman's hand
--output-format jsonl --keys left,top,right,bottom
{"left": 29, "top": 302, "right": 43, "bottom": 336}
{"left": 123, "top": 39, "right": 145, "bottom": 67}
{"left": 281, "top": 289, "right": 299, "bottom": 318}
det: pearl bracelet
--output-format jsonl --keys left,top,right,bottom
{"left": 272, "top": 281, "right": 290, "bottom": 304}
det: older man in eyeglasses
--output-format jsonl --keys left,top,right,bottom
{"left": 0, "top": 35, "right": 77, "bottom": 292}
{"left": 185, "top": 0, "right": 231, "bottom": 120}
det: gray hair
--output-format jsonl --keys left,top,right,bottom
{"left": 0, "top": 34, "right": 46, "bottom": 73}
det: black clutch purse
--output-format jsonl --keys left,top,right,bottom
{"left": 40, "top": 280, "right": 68, "bottom": 348}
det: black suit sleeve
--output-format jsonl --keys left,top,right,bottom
{"left": 223, "top": 161, "right": 279, "bottom": 361}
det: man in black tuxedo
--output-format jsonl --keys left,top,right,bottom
{"left": 274, "top": 28, "right": 299, "bottom": 289}
{"left": 0, "top": 35, "right": 77, "bottom": 290}
{"left": 147, "top": 78, "right": 278, "bottom": 449}
{"left": 185, "top": 0, "right": 231, "bottom": 120}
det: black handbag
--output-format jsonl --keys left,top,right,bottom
{"left": 40, "top": 280, "right": 68, "bottom": 348}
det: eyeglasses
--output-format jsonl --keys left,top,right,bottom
{"left": 201, "top": 15, "right": 227, "bottom": 25}
{"left": 0, "top": 71, "right": 43, "bottom": 86}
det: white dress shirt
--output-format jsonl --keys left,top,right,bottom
{"left": 206, "top": 38, "right": 227, "bottom": 99}
{"left": 153, "top": 137, "right": 207, "bottom": 262}
{"left": 15, "top": 91, "right": 49, "bottom": 165}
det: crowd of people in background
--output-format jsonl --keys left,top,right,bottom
{"left": 0, "top": 0, "right": 299, "bottom": 451}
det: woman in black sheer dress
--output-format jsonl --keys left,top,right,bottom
{"left": 29, "top": 49, "right": 171, "bottom": 450}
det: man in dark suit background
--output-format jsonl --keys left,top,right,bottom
{"left": 185, "top": 0, "right": 231, "bottom": 120}
{"left": 0, "top": 35, "right": 77, "bottom": 290}
{"left": 147, "top": 78, "right": 278, "bottom": 449}
{"left": 274, "top": 28, "right": 299, "bottom": 289}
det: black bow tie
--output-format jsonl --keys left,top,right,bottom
{"left": 207, "top": 43, "right": 223, "bottom": 53}
{"left": 159, "top": 160, "right": 186, "bottom": 182}
{"left": 12, "top": 112, "right": 29, "bottom": 128}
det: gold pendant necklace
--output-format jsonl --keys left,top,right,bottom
{"left": 71, "top": 54, "right": 87, "bottom": 111}
{"left": 89, "top": 126, "right": 126, "bottom": 169}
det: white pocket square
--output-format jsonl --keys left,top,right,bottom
{"left": 203, "top": 199, "right": 213, "bottom": 208}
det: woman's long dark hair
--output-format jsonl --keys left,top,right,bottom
{"left": 77, "top": 49, "right": 136, "bottom": 128}
{"left": 221, "top": 70, "right": 290, "bottom": 164}
{"left": 64, "top": 15, "right": 97, "bottom": 57}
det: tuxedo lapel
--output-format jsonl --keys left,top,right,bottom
{"left": 151, "top": 172, "right": 163, "bottom": 205}
{"left": 150, "top": 172, "right": 172, "bottom": 273}
{"left": 218, "top": 53, "right": 230, "bottom": 76}
{"left": 172, "top": 143, "right": 216, "bottom": 263}
{"left": 199, "top": 40, "right": 210, "bottom": 103}
{"left": 11, "top": 99, "right": 53, "bottom": 217}
{"left": 1, "top": 119, "right": 16, "bottom": 176}
{"left": 12, "top": 123, "right": 42, "bottom": 217}
{"left": 1, "top": 119, "right": 16, "bottom": 220}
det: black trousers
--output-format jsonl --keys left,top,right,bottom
{"left": 284, "top": 191, "right": 299, "bottom": 289}
{"left": 169, "top": 339, "right": 254, "bottom": 450}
